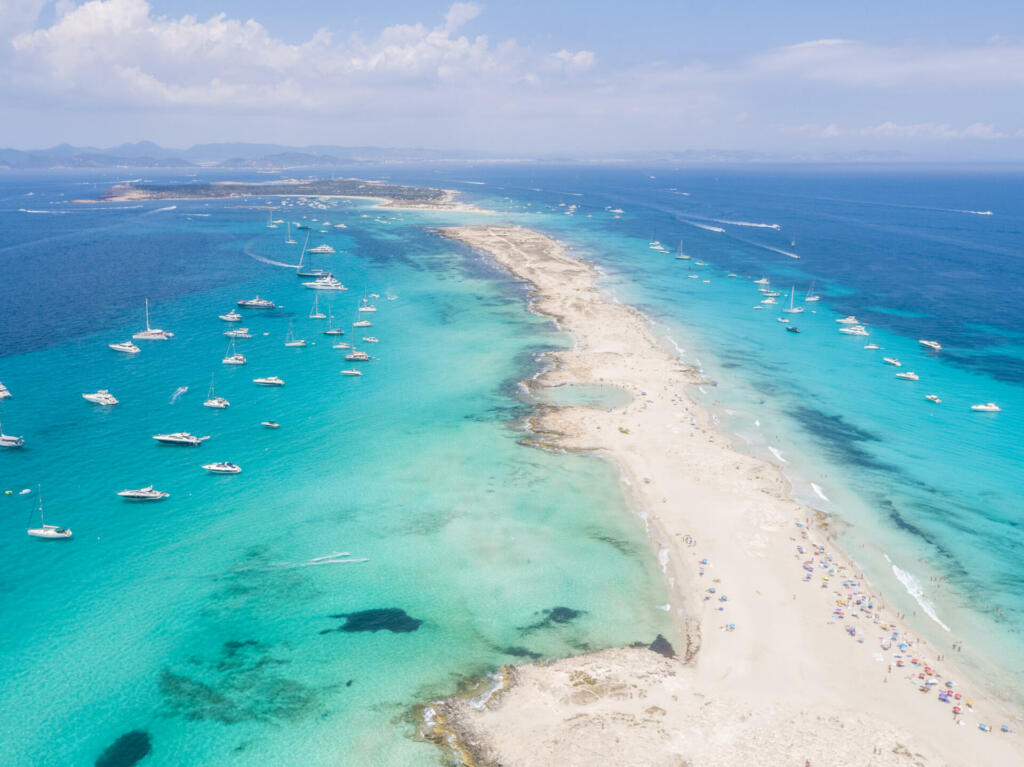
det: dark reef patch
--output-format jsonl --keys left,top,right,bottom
{"left": 95, "top": 730, "right": 152, "bottom": 767}
{"left": 786, "top": 405, "right": 899, "bottom": 474}
{"left": 649, "top": 634, "right": 676, "bottom": 658}
{"left": 520, "top": 606, "right": 584, "bottom": 632}
{"left": 502, "top": 646, "right": 542, "bottom": 660}
{"left": 322, "top": 608, "right": 423, "bottom": 634}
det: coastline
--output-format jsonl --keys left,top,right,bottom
{"left": 424, "top": 225, "right": 1024, "bottom": 766}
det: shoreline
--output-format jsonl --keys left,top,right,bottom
{"left": 424, "top": 225, "right": 1023, "bottom": 766}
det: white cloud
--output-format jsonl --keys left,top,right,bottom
{"left": 862, "top": 121, "right": 1006, "bottom": 139}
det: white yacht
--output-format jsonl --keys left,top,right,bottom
{"left": 776, "top": 317, "right": 789, "bottom": 324}
{"left": 222, "top": 338, "right": 246, "bottom": 365}
{"left": 919, "top": 339, "right": 942, "bottom": 352}
{"left": 925, "top": 395, "right": 942, "bottom": 404}
{"left": 117, "top": 486, "right": 169, "bottom": 501}
{"left": 781, "top": 287, "right": 805, "bottom": 314}
{"left": 836, "top": 316, "right": 859, "bottom": 325}
{"left": 27, "top": 489, "right": 71, "bottom": 539}
{"left": 896, "top": 371, "right": 919, "bottom": 381}
{"left": 361, "top": 336, "right": 379, "bottom": 343}
{"left": 153, "top": 432, "right": 208, "bottom": 446}
{"left": 133, "top": 299, "right": 174, "bottom": 340}
{"left": 341, "top": 369, "right": 363, "bottom": 376}
{"left": 303, "top": 276, "right": 347, "bottom": 291}
{"left": 202, "top": 462, "right": 242, "bottom": 474}
{"left": 727, "top": 273, "right": 737, "bottom": 278}
{"left": 285, "top": 322, "right": 307, "bottom": 347}
{"left": 0, "top": 422, "right": 24, "bottom": 448}
{"left": 760, "top": 298, "right": 777, "bottom": 305}
{"left": 308, "top": 244, "right": 335, "bottom": 254}
{"left": 882, "top": 357, "right": 901, "bottom": 367}
{"left": 971, "top": 402, "right": 1001, "bottom": 412}
{"left": 754, "top": 277, "right": 770, "bottom": 286}
{"left": 332, "top": 341, "right": 351, "bottom": 349}
{"left": 0, "top": 382, "right": 10, "bottom": 399}
{"left": 83, "top": 389, "right": 119, "bottom": 405}
{"left": 838, "top": 325, "right": 869, "bottom": 336}
{"left": 253, "top": 376, "right": 285, "bottom": 386}
{"left": 864, "top": 344, "right": 881, "bottom": 350}
{"left": 110, "top": 340, "right": 141, "bottom": 354}
{"left": 219, "top": 310, "right": 243, "bottom": 322}
{"left": 344, "top": 350, "right": 370, "bottom": 362}
{"left": 237, "top": 297, "right": 275, "bottom": 309}
{"left": 224, "top": 328, "right": 252, "bottom": 338}
{"left": 261, "top": 421, "right": 280, "bottom": 429}
{"left": 203, "top": 376, "right": 229, "bottom": 409}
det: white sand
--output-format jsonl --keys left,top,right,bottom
{"left": 423, "top": 226, "right": 1024, "bottom": 767}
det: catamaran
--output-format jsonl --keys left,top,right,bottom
{"left": 0, "top": 421, "right": 24, "bottom": 448}
{"left": 133, "top": 299, "right": 173, "bottom": 340}
{"left": 353, "top": 318, "right": 372, "bottom": 328}
{"left": 222, "top": 338, "right": 246, "bottom": 365}
{"left": 152, "top": 432, "right": 208, "bottom": 446}
{"left": 83, "top": 389, "right": 119, "bottom": 405}
{"left": 805, "top": 281, "right": 820, "bottom": 302}
{"left": 27, "top": 487, "right": 71, "bottom": 539}
{"left": 117, "top": 485, "right": 169, "bottom": 501}
{"left": 224, "top": 327, "right": 252, "bottom": 338}
{"left": 203, "top": 375, "right": 230, "bottom": 408}
{"left": 781, "top": 286, "right": 804, "bottom": 314}
{"left": 971, "top": 402, "right": 1001, "bottom": 412}
{"left": 344, "top": 349, "right": 370, "bottom": 362}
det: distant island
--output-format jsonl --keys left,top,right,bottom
{"left": 98, "top": 177, "right": 452, "bottom": 206}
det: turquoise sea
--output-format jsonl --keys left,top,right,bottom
{"left": 1, "top": 164, "right": 1022, "bottom": 764}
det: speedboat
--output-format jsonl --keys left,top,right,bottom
{"left": 219, "top": 310, "right": 243, "bottom": 322}
{"left": 237, "top": 297, "right": 275, "bottom": 309}
{"left": 152, "top": 432, "right": 208, "bottom": 446}
{"left": 727, "top": 273, "right": 737, "bottom": 278}
{"left": 133, "top": 299, "right": 174, "bottom": 340}
{"left": 341, "top": 369, "right": 363, "bottom": 376}
{"left": 83, "top": 389, "right": 119, "bottom": 405}
{"left": 261, "top": 421, "right": 280, "bottom": 429}
{"left": 896, "top": 371, "right": 919, "bottom": 381}
{"left": 883, "top": 357, "right": 901, "bottom": 367}
{"left": 919, "top": 339, "right": 942, "bottom": 352}
{"left": 117, "top": 485, "right": 169, "bottom": 501}
{"left": 344, "top": 350, "right": 370, "bottom": 361}
{"left": 0, "top": 382, "right": 10, "bottom": 399}
{"left": 303, "top": 276, "right": 346, "bottom": 291}
{"left": 308, "top": 244, "right": 335, "bottom": 254}
{"left": 836, "top": 316, "right": 859, "bottom": 325}
{"left": 971, "top": 402, "right": 1001, "bottom": 412}
{"left": 253, "top": 376, "right": 285, "bottom": 386}
{"left": 864, "top": 344, "right": 880, "bottom": 350}
{"left": 754, "top": 277, "right": 770, "bottom": 286}
{"left": 786, "top": 326, "right": 800, "bottom": 333}
{"left": 777, "top": 317, "right": 789, "bottom": 323}
{"left": 202, "top": 462, "right": 241, "bottom": 474}
{"left": 361, "top": 336, "right": 379, "bottom": 343}
{"left": 109, "top": 340, "right": 141, "bottom": 354}
{"left": 0, "top": 421, "right": 24, "bottom": 447}
{"left": 224, "top": 328, "right": 252, "bottom": 338}
{"left": 838, "top": 325, "right": 869, "bottom": 336}
{"left": 925, "top": 395, "right": 942, "bottom": 404}
{"left": 353, "top": 319, "right": 372, "bottom": 327}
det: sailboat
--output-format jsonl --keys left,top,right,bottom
{"left": 203, "top": 374, "right": 230, "bottom": 408}
{"left": 675, "top": 240, "right": 690, "bottom": 260}
{"left": 222, "top": 338, "right": 247, "bottom": 365}
{"left": 782, "top": 286, "right": 805, "bottom": 314}
{"left": 323, "top": 313, "right": 345, "bottom": 335}
{"left": 266, "top": 209, "right": 277, "bottom": 229}
{"left": 27, "top": 487, "right": 72, "bottom": 539}
{"left": 296, "top": 232, "right": 330, "bottom": 278}
{"left": 804, "top": 281, "right": 820, "bottom": 302}
{"left": 309, "top": 294, "right": 327, "bottom": 320}
{"left": 284, "top": 221, "right": 296, "bottom": 245}
{"left": 284, "top": 321, "right": 307, "bottom": 347}
{"left": 133, "top": 299, "right": 174, "bottom": 340}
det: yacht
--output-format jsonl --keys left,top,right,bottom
{"left": 361, "top": 336, "right": 379, "bottom": 343}
{"left": 344, "top": 350, "right": 370, "bottom": 362}
{"left": 303, "top": 276, "right": 347, "bottom": 291}
{"left": 27, "top": 488, "right": 71, "bottom": 539}
{"left": 219, "top": 310, "right": 243, "bottom": 322}
{"left": 261, "top": 421, "right": 280, "bottom": 429}
{"left": 919, "top": 339, "right": 942, "bottom": 352}
{"left": 836, "top": 316, "right": 859, "bottom": 325}
{"left": 0, "top": 422, "right": 24, "bottom": 448}
{"left": 153, "top": 432, "right": 208, "bottom": 446}
{"left": 864, "top": 344, "right": 880, "bottom": 350}
{"left": 925, "top": 395, "right": 942, "bottom": 404}
{"left": 786, "top": 326, "right": 801, "bottom": 334}
{"left": 110, "top": 340, "right": 141, "bottom": 354}
{"left": 760, "top": 298, "right": 777, "bottom": 305}
{"left": 203, "top": 376, "right": 229, "bottom": 409}
{"left": 341, "top": 369, "right": 363, "bottom": 376}
{"left": 309, "top": 295, "right": 327, "bottom": 320}
{"left": 895, "top": 371, "right": 920, "bottom": 381}
{"left": 781, "top": 287, "right": 805, "bottom": 314}
{"left": 237, "top": 297, "right": 275, "bottom": 309}
{"left": 308, "top": 244, "right": 335, "bottom": 255}
{"left": 202, "top": 462, "right": 242, "bottom": 474}
{"left": 133, "top": 299, "right": 174, "bottom": 340}
{"left": 971, "top": 402, "right": 1001, "bottom": 412}
{"left": 776, "top": 317, "right": 789, "bottom": 323}
{"left": 253, "top": 376, "right": 285, "bottom": 386}
{"left": 222, "top": 338, "right": 246, "bottom": 365}
{"left": 117, "top": 486, "right": 169, "bottom": 501}
{"left": 882, "top": 357, "right": 901, "bottom": 367}
{"left": 754, "top": 277, "right": 770, "bottom": 286}
{"left": 0, "top": 382, "right": 10, "bottom": 399}
{"left": 332, "top": 341, "right": 351, "bottom": 349}
{"left": 224, "top": 328, "right": 252, "bottom": 338}
{"left": 83, "top": 389, "right": 119, "bottom": 405}
{"left": 838, "top": 325, "right": 869, "bottom": 336}
{"left": 727, "top": 273, "right": 737, "bottom": 278}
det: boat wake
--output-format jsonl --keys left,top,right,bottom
{"left": 731, "top": 235, "right": 800, "bottom": 259}
{"left": 169, "top": 385, "right": 188, "bottom": 404}
{"left": 676, "top": 217, "right": 725, "bottom": 233}
{"left": 258, "top": 552, "right": 369, "bottom": 570}
{"left": 19, "top": 208, "right": 67, "bottom": 214}
{"left": 243, "top": 244, "right": 299, "bottom": 269}
{"left": 143, "top": 205, "right": 177, "bottom": 215}
{"left": 886, "top": 555, "right": 951, "bottom": 632}
{"left": 958, "top": 209, "right": 993, "bottom": 216}
{"left": 711, "top": 218, "right": 781, "bottom": 230}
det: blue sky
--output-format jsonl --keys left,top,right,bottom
{"left": 2, "top": 0, "right": 1024, "bottom": 157}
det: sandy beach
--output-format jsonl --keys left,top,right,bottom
{"left": 423, "top": 225, "right": 1024, "bottom": 766}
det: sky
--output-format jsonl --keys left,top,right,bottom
{"left": 2, "top": 0, "right": 1024, "bottom": 158}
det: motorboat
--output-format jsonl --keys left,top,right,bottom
{"left": 727, "top": 273, "right": 737, "bottom": 278}
{"left": 0, "top": 382, "right": 10, "bottom": 399}
{"left": 369, "top": 293, "right": 380, "bottom": 299}
{"left": 27, "top": 488, "right": 71, "bottom": 539}
{"left": 224, "top": 328, "right": 252, "bottom": 338}
{"left": 303, "top": 276, "right": 346, "bottom": 291}
{"left": 883, "top": 357, "right": 901, "bottom": 367}
{"left": 0, "top": 421, "right": 24, "bottom": 447}
{"left": 253, "top": 376, "right": 285, "bottom": 386}
{"left": 261, "top": 421, "right": 280, "bottom": 429}
{"left": 971, "top": 403, "right": 1001, "bottom": 412}
{"left": 222, "top": 338, "right": 246, "bottom": 365}
{"left": 786, "top": 326, "right": 800, "bottom": 333}
{"left": 353, "top": 319, "right": 372, "bottom": 328}
{"left": 919, "top": 339, "right": 942, "bottom": 352}
{"left": 133, "top": 299, "right": 174, "bottom": 340}
{"left": 109, "top": 340, "right": 141, "bottom": 354}
{"left": 202, "top": 462, "right": 241, "bottom": 474}
{"left": 117, "top": 485, "right": 169, "bottom": 501}
{"left": 776, "top": 317, "right": 789, "bottom": 323}
{"left": 308, "top": 244, "right": 335, "bottom": 254}
{"left": 341, "top": 369, "right": 363, "bottom": 376}
{"left": 896, "top": 371, "right": 919, "bottom": 381}
{"left": 219, "top": 310, "right": 243, "bottom": 322}
{"left": 344, "top": 350, "right": 370, "bottom": 362}
{"left": 333, "top": 341, "right": 351, "bottom": 349}
{"left": 152, "top": 432, "right": 208, "bottom": 446}
{"left": 754, "top": 277, "right": 770, "bottom": 286}
{"left": 838, "top": 325, "right": 869, "bottom": 336}
{"left": 237, "top": 297, "right": 275, "bottom": 309}
{"left": 836, "top": 316, "right": 859, "bottom": 325}
{"left": 760, "top": 298, "right": 777, "bottom": 305}
{"left": 864, "top": 344, "right": 880, "bottom": 350}
{"left": 361, "top": 336, "right": 379, "bottom": 343}
{"left": 83, "top": 389, "right": 119, "bottom": 405}
{"left": 925, "top": 395, "right": 942, "bottom": 404}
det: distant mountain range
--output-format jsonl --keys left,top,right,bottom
{"left": 0, "top": 141, "right": 910, "bottom": 169}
